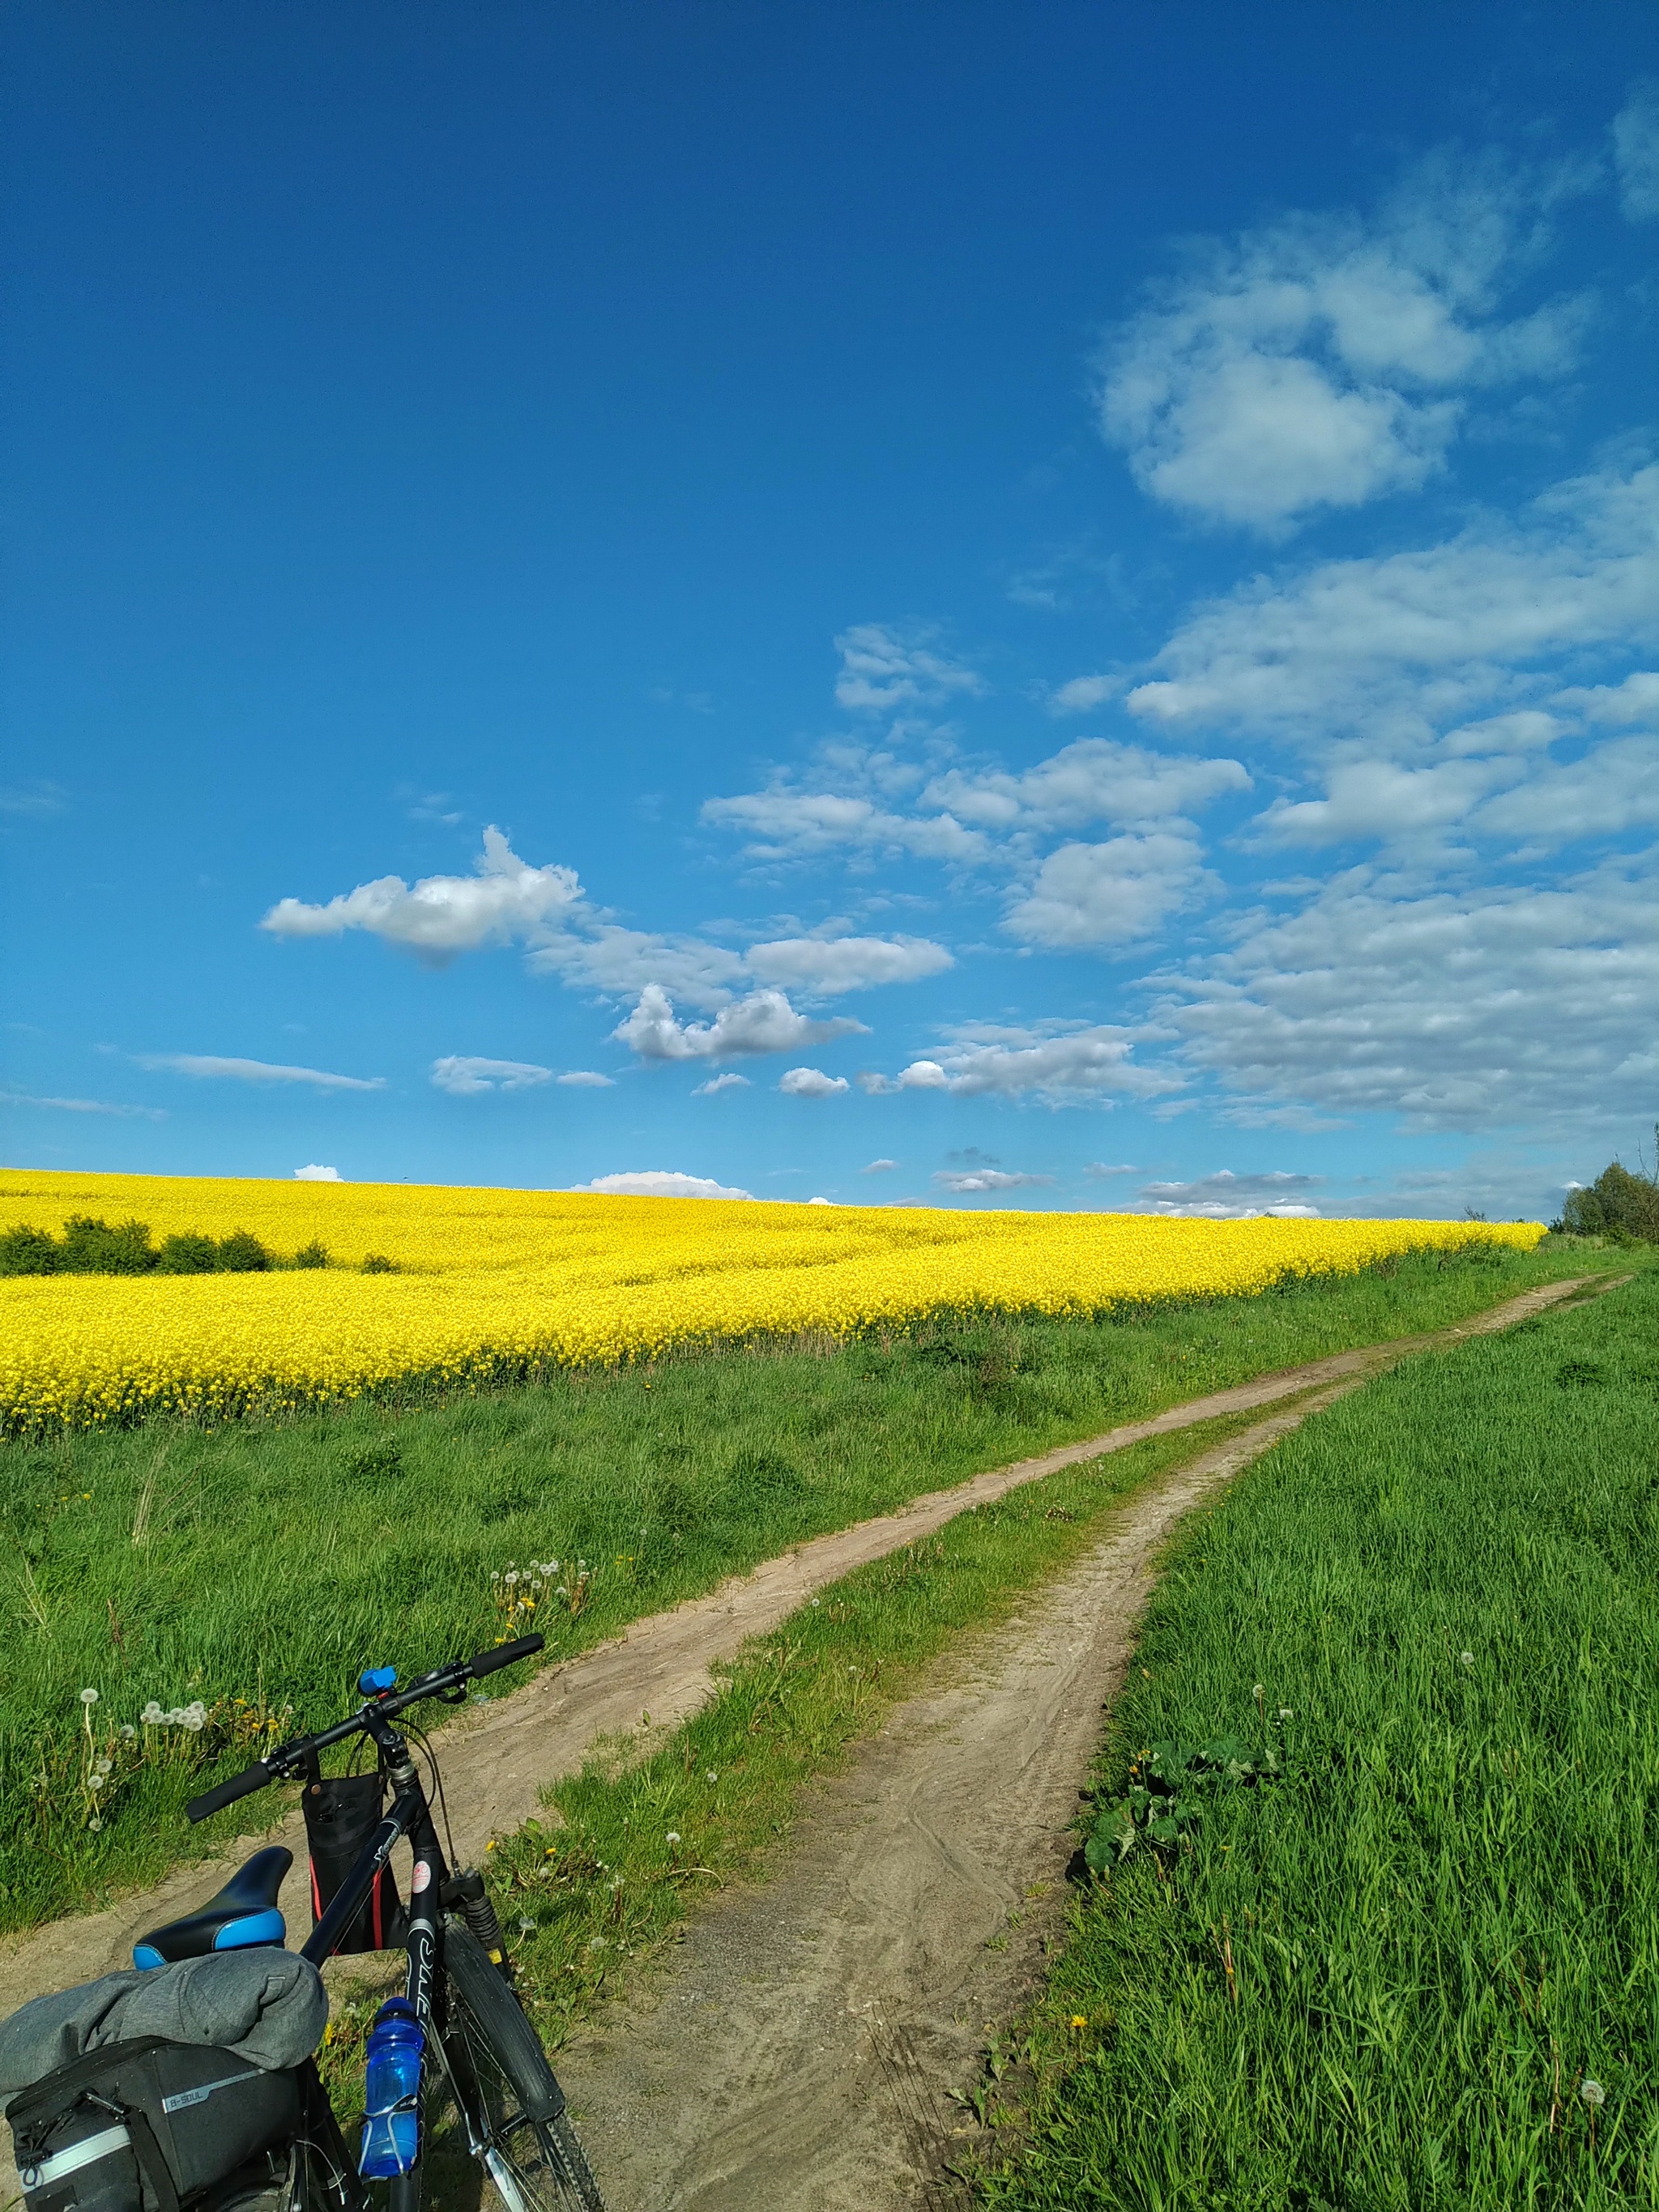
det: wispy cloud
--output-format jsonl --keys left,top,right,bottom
{"left": 693, "top": 1072, "right": 751, "bottom": 1097}
{"left": 933, "top": 1166, "right": 1056, "bottom": 1194}
{"left": 431, "top": 1055, "right": 554, "bottom": 1095}
{"left": 140, "top": 1054, "right": 385, "bottom": 1091}
{"left": 1, "top": 1089, "right": 166, "bottom": 1120}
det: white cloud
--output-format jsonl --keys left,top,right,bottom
{"left": 557, "top": 1070, "right": 616, "bottom": 1088}
{"left": 1097, "top": 150, "right": 1587, "bottom": 531}
{"left": 745, "top": 934, "right": 953, "bottom": 995}
{"left": 872, "top": 1023, "right": 1182, "bottom": 1107}
{"left": 0, "top": 1090, "right": 165, "bottom": 1121}
{"left": 140, "top": 1054, "right": 385, "bottom": 1091}
{"left": 861, "top": 1157, "right": 898, "bottom": 1173}
{"left": 1158, "top": 857, "right": 1659, "bottom": 1132}
{"left": 778, "top": 1066, "right": 851, "bottom": 1097}
{"left": 1253, "top": 757, "right": 1520, "bottom": 847}
{"left": 612, "top": 984, "right": 867, "bottom": 1063}
{"left": 1126, "top": 458, "right": 1659, "bottom": 756}
{"left": 1084, "top": 1161, "right": 1138, "bottom": 1178}
{"left": 1050, "top": 676, "right": 1117, "bottom": 715}
{"left": 933, "top": 1167, "right": 1056, "bottom": 1194}
{"left": 1473, "top": 735, "right": 1659, "bottom": 841}
{"left": 834, "top": 624, "right": 983, "bottom": 713}
{"left": 572, "top": 1170, "right": 754, "bottom": 1200}
{"left": 532, "top": 925, "right": 746, "bottom": 1011}
{"left": 702, "top": 786, "right": 988, "bottom": 866}
{"left": 1004, "top": 830, "right": 1211, "bottom": 947}
{"left": 1137, "top": 1169, "right": 1320, "bottom": 1220}
{"left": 430, "top": 1055, "right": 553, "bottom": 1096}
{"left": 1555, "top": 670, "right": 1659, "bottom": 727}
{"left": 294, "top": 1163, "right": 342, "bottom": 1181}
{"left": 693, "top": 1072, "right": 751, "bottom": 1097}
{"left": 807, "top": 1195, "right": 834, "bottom": 1206}
{"left": 262, "top": 826, "right": 582, "bottom": 961}
{"left": 1614, "top": 84, "right": 1659, "bottom": 221}
{"left": 920, "top": 739, "right": 1248, "bottom": 835}
{"left": 0, "top": 780, "right": 66, "bottom": 817}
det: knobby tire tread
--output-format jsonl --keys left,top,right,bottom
{"left": 441, "top": 1922, "right": 605, "bottom": 2211}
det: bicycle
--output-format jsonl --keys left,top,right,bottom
{"left": 134, "top": 1631, "right": 603, "bottom": 2211}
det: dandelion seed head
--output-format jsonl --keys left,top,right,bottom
{"left": 79, "top": 1687, "right": 100, "bottom": 1707}
{"left": 1582, "top": 2079, "right": 1606, "bottom": 2108}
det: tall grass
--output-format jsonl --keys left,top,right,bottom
{"left": 0, "top": 1242, "right": 1589, "bottom": 1935}
{"left": 982, "top": 1266, "right": 1659, "bottom": 2210}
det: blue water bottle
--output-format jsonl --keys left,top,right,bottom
{"left": 359, "top": 1998, "right": 424, "bottom": 2178}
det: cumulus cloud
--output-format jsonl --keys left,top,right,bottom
{"left": 612, "top": 984, "right": 867, "bottom": 1063}
{"left": 262, "top": 827, "right": 582, "bottom": 961}
{"left": 920, "top": 739, "right": 1249, "bottom": 836}
{"left": 1097, "top": 149, "right": 1587, "bottom": 531}
{"left": 294, "top": 1163, "right": 341, "bottom": 1181}
{"left": 693, "top": 1072, "right": 751, "bottom": 1097}
{"left": 1004, "top": 830, "right": 1212, "bottom": 947}
{"left": 861, "top": 1157, "right": 899, "bottom": 1173}
{"left": 571, "top": 1170, "right": 753, "bottom": 1200}
{"left": 1050, "top": 676, "right": 1117, "bottom": 715}
{"left": 1137, "top": 1169, "right": 1320, "bottom": 1219}
{"left": 702, "top": 786, "right": 988, "bottom": 866}
{"left": 745, "top": 934, "right": 953, "bottom": 994}
{"left": 867, "top": 1023, "right": 1181, "bottom": 1107}
{"left": 532, "top": 926, "right": 746, "bottom": 1011}
{"left": 1130, "top": 459, "right": 1658, "bottom": 751}
{"left": 834, "top": 624, "right": 983, "bottom": 713}
{"left": 1157, "top": 858, "right": 1659, "bottom": 1132}
{"left": 430, "top": 1055, "right": 553, "bottom": 1096}
{"left": 140, "top": 1054, "right": 384, "bottom": 1091}
{"left": 933, "top": 1167, "right": 1056, "bottom": 1194}
{"left": 1613, "top": 84, "right": 1659, "bottom": 221}
{"left": 778, "top": 1066, "right": 851, "bottom": 1097}
{"left": 1555, "top": 670, "right": 1659, "bottom": 727}
{"left": 557, "top": 1070, "right": 616, "bottom": 1088}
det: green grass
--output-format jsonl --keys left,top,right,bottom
{"left": 979, "top": 1264, "right": 1659, "bottom": 2212}
{"left": 318, "top": 1402, "right": 1275, "bottom": 2133}
{"left": 0, "top": 1241, "right": 1598, "bottom": 1933}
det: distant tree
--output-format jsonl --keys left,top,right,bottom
{"left": 156, "top": 1231, "right": 221, "bottom": 1274}
{"left": 1558, "top": 1144, "right": 1659, "bottom": 1243}
{"left": 217, "top": 1229, "right": 272, "bottom": 1272}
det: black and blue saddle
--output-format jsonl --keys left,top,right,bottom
{"left": 131, "top": 1845, "right": 291, "bottom": 1971}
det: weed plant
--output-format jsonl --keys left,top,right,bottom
{"left": 0, "top": 1242, "right": 1597, "bottom": 1932}
{"left": 980, "top": 1267, "right": 1659, "bottom": 2211}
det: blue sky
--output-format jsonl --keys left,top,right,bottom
{"left": 3, "top": 4, "right": 1656, "bottom": 1219}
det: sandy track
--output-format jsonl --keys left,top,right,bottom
{"left": 551, "top": 1274, "right": 1606, "bottom": 2209}
{"left": 0, "top": 1276, "right": 1591, "bottom": 2039}
{"left": 551, "top": 1385, "right": 1358, "bottom": 2210}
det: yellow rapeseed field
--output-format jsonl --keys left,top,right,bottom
{"left": 0, "top": 1170, "right": 1544, "bottom": 1437}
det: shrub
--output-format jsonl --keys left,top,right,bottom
{"left": 360, "top": 1253, "right": 398, "bottom": 1274}
{"left": 216, "top": 1230, "right": 271, "bottom": 1273}
{"left": 58, "top": 1217, "right": 156, "bottom": 1274}
{"left": 0, "top": 1225, "right": 59, "bottom": 1276}
{"left": 292, "top": 1240, "right": 330, "bottom": 1270}
{"left": 155, "top": 1232, "right": 220, "bottom": 1275}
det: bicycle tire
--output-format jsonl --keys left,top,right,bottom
{"left": 438, "top": 1923, "right": 605, "bottom": 2212}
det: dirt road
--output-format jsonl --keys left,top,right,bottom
{"left": 0, "top": 1276, "right": 1592, "bottom": 2039}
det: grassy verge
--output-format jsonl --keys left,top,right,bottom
{"left": 315, "top": 1401, "right": 1275, "bottom": 2131}
{"left": 977, "top": 1264, "right": 1659, "bottom": 2211}
{"left": 0, "top": 1241, "right": 1600, "bottom": 1932}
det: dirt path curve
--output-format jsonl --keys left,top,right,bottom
{"left": 0, "top": 1277, "right": 1594, "bottom": 2040}
{"left": 551, "top": 1272, "right": 1606, "bottom": 2210}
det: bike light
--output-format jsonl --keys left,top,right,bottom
{"left": 359, "top": 1666, "right": 398, "bottom": 1696}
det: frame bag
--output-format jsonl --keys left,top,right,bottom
{"left": 6, "top": 2035, "right": 301, "bottom": 2212}
{"left": 301, "top": 1758, "right": 407, "bottom": 1954}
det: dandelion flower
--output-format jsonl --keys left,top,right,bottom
{"left": 79, "top": 1687, "right": 100, "bottom": 1707}
{"left": 1581, "top": 2080, "right": 1606, "bottom": 2108}
{"left": 666, "top": 1831, "right": 681, "bottom": 1844}
{"left": 705, "top": 1772, "right": 718, "bottom": 1784}
{"left": 1069, "top": 2015, "right": 1088, "bottom": 2030}
{"left": 87, "top": 1773, "right": 104, "bottom": 1790}
{"left": 1461, "top": 1652, "right": 1474, "bottom": 1666}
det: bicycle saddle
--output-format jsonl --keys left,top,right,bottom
{"left": 133, "top": 1844, "right": 292, "bottom": 1970}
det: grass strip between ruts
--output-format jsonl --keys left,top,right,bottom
{"left": 975, "top": 1267, "right": 1659, "bottom": 2212}
{"left": 315, "top": 1400, "right": 1280, "bottom": 2129}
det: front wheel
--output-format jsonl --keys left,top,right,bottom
{"left": 437, "top": 1923, "right": 605, "bottom": 2212}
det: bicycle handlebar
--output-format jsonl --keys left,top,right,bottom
{"left": 184, "top": 1634, "right": 546, "bottom": 1824}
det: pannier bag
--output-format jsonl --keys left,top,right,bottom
{"left": 6, "top": 2034, "right": 301, "bottom": 2212}
{"left": 301, "top": 1762, "right": 407, "bottom": 1954}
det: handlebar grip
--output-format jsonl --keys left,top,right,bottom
{"left": 468, "top": 1634, "right": 544, "bottom": 1680}
{"left": 186, "top": 1760, "right": 274, "bottom": 1824}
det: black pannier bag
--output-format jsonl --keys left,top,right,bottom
{"left": 301, "top": 1758, "right": 407, "bottom": 1954}
{"left": 6, "top": 2034, "right": 301, "bottom": 2212}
